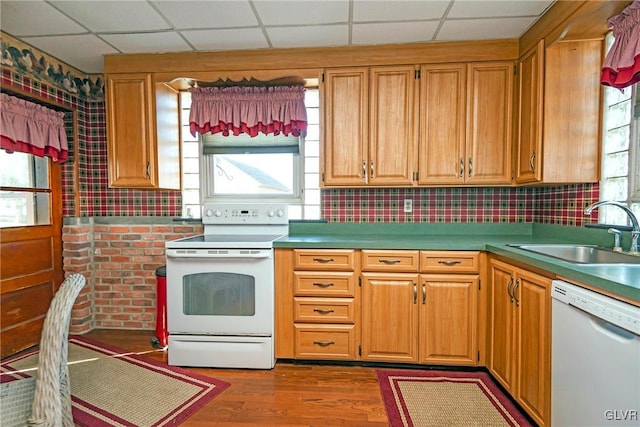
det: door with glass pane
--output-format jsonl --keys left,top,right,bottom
{"left": 0, "top": 151, "right": 63, "bottom": 357}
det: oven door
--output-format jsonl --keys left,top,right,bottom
{"left": 166, "top": 248, "right": 274, "bottom": 336}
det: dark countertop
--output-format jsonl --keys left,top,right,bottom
{"left": 275, "top": 222, "right": 640, "bottom": 304}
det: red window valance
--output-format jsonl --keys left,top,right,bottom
{"left": 0, "top": 93, "right": 69, "bottom": 163}
{"left": 188, "top": 85, "right": 307, "bottom": 138}
{"left": 601, "top": 0, "right": 640, "bottom": 90}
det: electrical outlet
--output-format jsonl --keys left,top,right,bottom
{"left": 403, "top": 199, "right": 412, "bottom": 213}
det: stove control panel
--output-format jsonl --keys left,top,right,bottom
{"left": 202, "top": 203, "right": 288, "bottom": 225}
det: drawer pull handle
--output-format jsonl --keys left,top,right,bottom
{"left": 313, "top": 257, "right": 334, "bottom": 263}
{"left": 379, "top": 259, "right": 401, "bottom": 264}
{"left": 313, "top": 308, "right": 335, "bottom": 314}
{"left": 313, "top": 282, "right": 334, "bottom": 288}
{"left": 313, "top": 340, "right": 335, "bottom": 347}
{"left": 438, "top": 260, "right": 461, "bottom": 266}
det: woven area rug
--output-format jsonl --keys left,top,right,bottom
{"left": 377, "top": 369, "right": 532, "bottom": 427}
{"left": 1, "top": 336, "right": 229, "bottom": 426}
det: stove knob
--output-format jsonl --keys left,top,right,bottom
{"left": 205, "top": 209, "right": 213, "bottom": 217}
{"left": 267, "top": 210, "right": 275, "bottom": 217}
{"left": 214, "top": 210, "right": 223, "bottom": 217}
{"left": 276, "top": 209, "right": 285, "bottom": 217}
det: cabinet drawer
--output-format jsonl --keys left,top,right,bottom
{"left": 294, "top": 249, "right": 356, "bottom": 271}
{"left": 421, "top": 251, "right": 480, "bottom": 273}
{"left": 294, "top": 324, "right": 357, "bottom": 360}
{"left": 294, "top": 297, "right": 355, "bottom": 323}
{"left": 293, "top": 271, "right": 356, "bottom": 297}
{"left": 361, "top": 250, "right": 419, "bottom": 272}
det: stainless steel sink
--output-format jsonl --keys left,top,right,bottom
{"left": 508, "top": 244, "right": 640, "bottom": 265}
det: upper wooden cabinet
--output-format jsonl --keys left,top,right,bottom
{"left": 516, "top": 39, "right": 602, "bottom": 184}
{"left": 323, "top": 61, "right": 513, "bottom": 187}
{"left": 369, "top": 66, "right": 417, "bottom": 186}
{"left": 322, "top": 66, "right": 416, "bottom": 186}
{"left": 418, "top": 62, "right": 513, "bottom": 185}
{"left": 106, "top": 73, "right": 180, "bottom": 190}
{"left": 322, "top": 68, "right": 369, "bottom": 186}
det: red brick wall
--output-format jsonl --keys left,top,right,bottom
{"left": 63, "top": 222, "right": 202, "bottom": 331}
{"left": 63, "top": 224, "right": 93, "bottom": 334}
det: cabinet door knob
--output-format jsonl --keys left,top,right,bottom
{"left": 313, "top": 308, "right": 335, "bottom": 314}
{"left": 413, "top": 283, "right": 417, "bottom": 304}
{"left": 313, "top": 340, "right": 335, "bottom": 347}
{"left": 312, "top": 257, "right": 334, "bottom": 263}
{"left": 379, "top": 258, "right": 401, "bottom": 264}
{"left": 422, "top": 283, "right": 427, "bottom": 304}
{"left": 468, "top": 157, "right": 473, "bottom": 178}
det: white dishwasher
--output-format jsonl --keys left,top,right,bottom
{"left": 551, "top": 280, "right": 640, "bottom": 426}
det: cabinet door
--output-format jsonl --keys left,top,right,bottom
{"left": 516, "top": 41, "right": 544, "bottom": 184}
{"left": 106, "top": 73, "right": 156, "bottom": 188}
{"left": 515, "top": 269, "right": 551, "bottom": 426}
{"left": 322, "top": 68, "right": 368, "bottom": 186}
{"left": 419, "top": 274, "right": 479, "bottom": 365}
{"left": 418, "top": 64, "right": 466, "bottom": 185}
{"left": 542, "top": 40, "right": 601, "bottom": 183}
{"left": 488, "top": 259, "right": 516, "bottom": 391}
{"left": 369, "top": 66, "right": 417, "bottom": 185}
{"left": 361, "top": 272, "right": 419, "bottom": 362}
{"left": 466, "top": 62, "right": 513, "bottom": 184}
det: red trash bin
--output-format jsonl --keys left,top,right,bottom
{"left": 152, "top": 265, "right": 168, "bottom": 348}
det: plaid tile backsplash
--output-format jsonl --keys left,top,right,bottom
{"left": 3, "top": 65, "right": 597, "bottom": 224}
{"left": 2, "top": 67, "right": 182, "bottom": 217}
{"left": 322, "top": 184, "right": 599, "bottom": 226}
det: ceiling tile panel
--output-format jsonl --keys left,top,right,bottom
{"left": 353, "top": 0, "right": 449, "bottom": 22}
{"left": 152, "top": 1, "right": 258, "bottom": 29}
{"left": 447, "top": 0, "right": 554, "bottom": 18}
{"left": 1, "top": 0, "right": 86, "bottom": 36}
{"left": 267, "top": 25, "right": 349, "bottom": 48}
{"left": 253, "top": 0, "right": 349, "bottom": 26}
{"left": 437, "top": 17, "right": 537, "bottom": 40}
{"left": 101, "top": 32, "right": 192, "bottom": 54}
{"left": 21, "top": 34, "right": 118, "bottom": 74}
{"left": 50, "top": 0, "right": 171, "bottom": 32}
{"left": 181, "top": 28, "right": 269, "bottom": 51}
{"left": 353, "top": 21, "right": 439, "bottom": 45}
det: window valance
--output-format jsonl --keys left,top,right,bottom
{"left": 0, "top": 93, "right": 69, "bottom": 163}
{"left": 188, "top": 85, "right": 307, "bottom": 138}
{"left": 601, "top": 0, "right": 640, "bottom": 89}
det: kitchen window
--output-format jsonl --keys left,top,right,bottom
{"left": 179, "top": 88, "right": 320, "bottom": 220}
{"left": 600, "top": 84, "right": 639, "bottom": 224}
{"left": 0, "top": 150, "right": 50, "bottom": 228}
{"left": 599, "top": 33, "right": 640, "bottom": 225}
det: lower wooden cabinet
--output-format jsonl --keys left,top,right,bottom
{"left": 489, "top": 257, "right": 551, "bottom": 426}
{"left": 420, "top": 274, "right": 479, "bottom": 365}
{"left": 277, "top": 249, "right": 482, "bottom": 364}
{"left": 360, "top": 250, "right": 480, "bottom": 365}
{"left": 289, "top": 249, "right": 359, "bottom": 360}
{"left": 361, "top": 271, "right": 420, "bottom": 362}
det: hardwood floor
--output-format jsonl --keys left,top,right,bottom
{"left": 83, "top": 329, "right": 389, "bottom": 426}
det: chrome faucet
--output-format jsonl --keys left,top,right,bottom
{"left": 585, "top": 201, "right": 640, "bottom": 254}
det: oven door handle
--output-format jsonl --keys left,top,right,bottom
{"left": 166, "top": 249, "right": 272, "bottom": 259}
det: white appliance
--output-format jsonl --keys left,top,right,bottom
{"left": 551, "top": 280, "right": 640, "bottom": 426}
{"left": 165, "top": 203, "right": 288, "bottom": 369}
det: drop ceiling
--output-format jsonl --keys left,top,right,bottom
{"left": 1, "top": 0, "right": 555, "bottom": 74}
